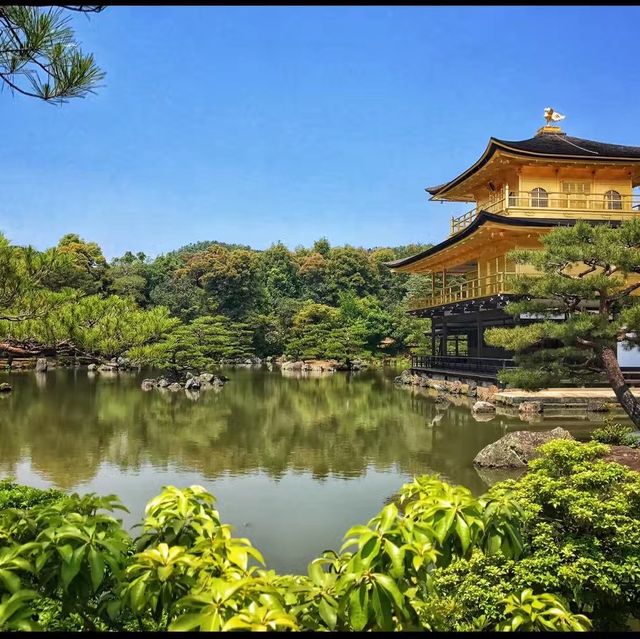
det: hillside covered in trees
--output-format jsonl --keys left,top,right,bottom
{"left": 0, "top": 233, "right": 432, "bottom": 371}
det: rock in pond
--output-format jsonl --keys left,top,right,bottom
{"left": 35, "top": 357, "right": 48, "bottom": 372}
{"left": 141, "top": 378, "right": 157, "bottom": 391}
{"left": 185, "top": 377, "right": 201, "bottom": 391}
{"left": 0, "top": 383, "right": 12, "bottom": 393}
{"left": 473, "top": 427, "right": 573, "bottom": 468}
{"left": 167, "top": 382, "right": 182, "bottom": 392}
{"left": 157, "top": 378, "right": 170, "bottom": 388}
{"left": 519, "top": 401, "right": 543, "bottom": 414}
{"left": 87, "top": 363, "right": 98, "bottom": 372}
{"left": 472, "top": 400, "right": 496, "bottom": 414}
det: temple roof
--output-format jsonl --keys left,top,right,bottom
{"left": 426, "top": 129, "right": 640, "bottom": 198}
{"left": 384, "top": 211, "right": 621, "bottom": 271}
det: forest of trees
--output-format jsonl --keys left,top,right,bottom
{"left": 0, "top": 232, "right": 433, "bottom": 371}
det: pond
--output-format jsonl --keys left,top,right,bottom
{"left": 0, "top": 367, "right": 613, "bottom": 574}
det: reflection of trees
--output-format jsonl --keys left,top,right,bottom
{"left": 0, "top": 369, "right": 608, "bottom": 493}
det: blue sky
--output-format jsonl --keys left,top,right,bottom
{"left": 3, "top": 6, "right": 640, "bottom": 259}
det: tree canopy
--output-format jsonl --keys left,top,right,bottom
{"left": 0, "top": 230, "right": 432, "bottom": 368}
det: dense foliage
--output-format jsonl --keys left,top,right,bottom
{"left": 485, "top": 219, "right": 640, "bottom": 426}
{"left": 1, "top": 440, "right": 637, "bottom": 631}
{"left": 0, "top": 232, "right": 431, "bottom": 367}
{"left": 591, "top": 419, "right": 640, "bottom": 448}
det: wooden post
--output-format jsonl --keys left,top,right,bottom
{"left": 442, "top": 316, "right": 448, "bottom": 356}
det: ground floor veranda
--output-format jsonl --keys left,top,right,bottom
{"left": 409, "top": 298, "right": 640, "bottom": 384}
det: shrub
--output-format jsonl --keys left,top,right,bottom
{"left": 2, "top": 440, "right": 639, "bottom": 631}
{"left": 591, "top": 420, "right": 640, "bottom": 448}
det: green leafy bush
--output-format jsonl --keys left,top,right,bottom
{"left": 2, "top": 440, "right": 638, "bottom": 631}
{"left": 591, "top": 420, "right": 640, "bottom": 448}
{"left": 0, "top": 479, "right": 65, "bottom": 511}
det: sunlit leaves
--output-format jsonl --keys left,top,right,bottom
{"left": 0, "top": 464, "right": 617, "bottom": 632}
{"left": 496, "top": 589, "right": 592, "bottom": 632}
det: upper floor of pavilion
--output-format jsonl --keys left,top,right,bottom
{"left": 427, "top": 114, "right": 640, "bottom": 236}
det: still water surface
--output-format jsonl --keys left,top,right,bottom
{"left": 0, "top": 367, "right": 611, "bottom": 573}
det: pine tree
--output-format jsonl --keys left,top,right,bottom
{"left": 0, "top": 6, "right": 104, "bottom": 103}
{"left": 485, "top": 219, "right": 640, "bottom": 427}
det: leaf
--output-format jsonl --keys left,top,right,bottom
{"left": 384, "top": 540, "right": 405, "bottom": 579}
{"left": 169, "top": 613, "right": 206, "bottom": 631}
{"left": 157, "top": 565, "right": 173, "bottom": 582}
{"left": 227, "top": 545, "right": 248, "bottom": 571}
{"left": 0, "top": 569, "right": 20, "bottom": 594}
{"left": 128, "top": 577, "right": 147, "bottom": 612}
{"left": 348, "top": 584, "right": 369, "bottom": 631}
{"left": 87, "top": 547, "right": 105, "bottom": 592}
{"left": 308, "top": 560, "right": 324, "bottom": 587}
{"left": 359, "top": 536, "right": 381, "bottom": 568}
{"left": 373, "top": 573, "right": 404, "bottom": 611}
{"left": 378, "top": 504, "right": 398, "bottom": 533}
{"left": 60, "top": 545, "right": 85, "bottom": 591}
{"left": 318, "top": 597, "right": 337, "bottom": 629}
{"left": 455, "top": 513, "right": 471, "bottom": 553}
{"left": 371, "top": 583, "right": 393, "bottom": 630}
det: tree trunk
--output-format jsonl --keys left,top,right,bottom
{"left": 600, "top": 345, "right": 640, "bottom": 428}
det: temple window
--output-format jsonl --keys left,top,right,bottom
{"left": 605, "top": 189, "right": 623, "bottom": 210}
{"left": 531, "top": 187, "right": 548, "bottom": 207}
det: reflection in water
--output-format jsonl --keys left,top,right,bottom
{"left": 0, "top": 368, "right": 612, "bottom": 573}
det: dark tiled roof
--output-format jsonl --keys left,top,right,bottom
{"left": 427, "top": 133, "right": 640, "bottom": 197}
{"left": 425, "top": 182, "right": 448, "bottom": 196}
{"left": 384, "top": 211, "right": 621, "bottom": 269}
{"left": 495, "top": 134, "right": 640, "bottom": 159}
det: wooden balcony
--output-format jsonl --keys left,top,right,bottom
{"left": 450, "top": 192, "right": 640, "bottom": 235}
{"left": 411, "top": 355, "right": 516, "bottom": 380}
{"left": 408, "top": 271, "right": 516, "bottom": 311}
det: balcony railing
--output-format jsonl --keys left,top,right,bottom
{"left": 408, "top": 271, "right": 516, "bottom": 311}
{"left": 450, "top": 192, "right": 640, "bottom": 235}
{"left": 411, "top": 354, "right": 516, "bottom": 376}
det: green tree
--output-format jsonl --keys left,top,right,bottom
{"left": 43, "top": 233, "right": 108, "bottom": 295}
{"left": 485, "top": 220, "right": 640, "bottom": 427}
{"left": 0, "top": 232, "right": 75, "bottom": 324}
{"left": 0, "top": 295, "right": 178, "bottom": 361}
{"left": 129, "top": 315, "right": 254, "bottom": 377}
{"left": 338, "top": 292, "right": 393, "bottom": 354}
{"left": 297, "top": 251, "right": 330, "bottom": 303}
{"left": 177, "top": 246, "right": 264, "bottom": 320}
{"left": 324, "top": 246, "right": 379, "bottom": 305}
{"left": 286, "top": 301, "right": 365, "bottom": 361}
{"left": 0, "top": 6, "right": 104, "bottom": 103}
{"left": 108, "top": 252, "right": 150, "bottom": 305}
{"left": 259, "top": 242, "right": 301, "bottom": 307}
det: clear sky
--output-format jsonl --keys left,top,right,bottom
{"left": 3, "top": 6, "right": 640, "bottom": 259}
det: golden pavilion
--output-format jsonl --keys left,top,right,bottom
{"left": 387, "top": 111, "right": 640, "bottom": 382}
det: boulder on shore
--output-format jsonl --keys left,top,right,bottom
{"left": 0, "top": 383, "right": 12, "bottom": 393}
{"left": 282, "top": 361, "right": 304, "bottom": 371}
{"left": 87, "top": 363, "right": 97, "bottom": 372}
{"left": 473, "top": 427, "right": 573, "bottom": 468}
{"left": 35, "top": 357, "right": 48, "bottom": 373}
{"left": 167, "top": 382, "right": 182, "bottom": 392}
